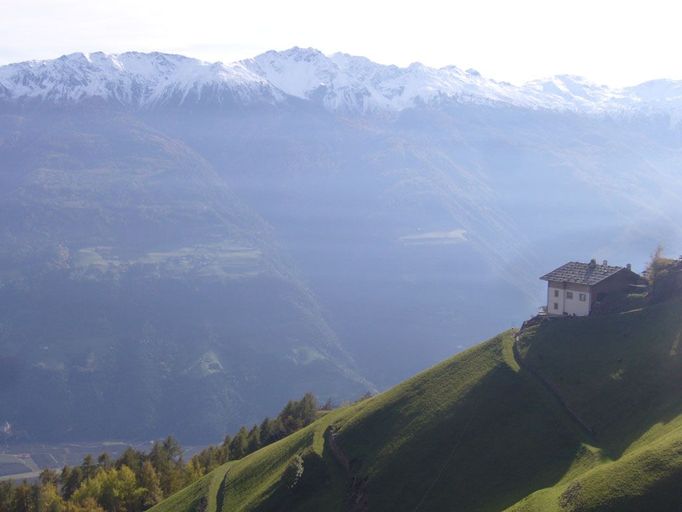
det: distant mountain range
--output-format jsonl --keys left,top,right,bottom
{"left": 1, "top": 48, "right": 682, "bottom": 443}
{"left": 3, "top": 47, "right": 682, "bottom": 113}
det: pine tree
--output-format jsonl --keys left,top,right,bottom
{"left": 259, "top": 418, "right": 276, "bottom": 445}
{"left": 39, "top": 468, "right": 59, "bottom": 487}
{"left": 80, "top": 454, "right": 96, "bottom": 481}
{"left": 184, "top": 458, "right": 204, "bottom": 486}
{"left": 60, "top": 466, "right": 84, "bottom": 501}
{"left": 12, "top": 481, "right": 38, "bottom": 512}
{"left": 229, "top": 427, "right": 249, "bottom": 459}
{"left": 247, "top": 425, "right": 262, "bottom": 454}
{"left": 139, "top": 461, "right": 163, "bottom": 508}
{"left": 0, "top": 481, "right": 14, "bottom": 512}
{"left": 116, "top": 448, "right": 144, "bottom": 474}
{"left": 149, "top": 437, "right": 185, "bottom": 496}
{"left": 97, "top": 453, "right": 112, "bottom": 470}
{"left": 66, "top": 497, "right": 105, "bottom": 512}
{"left": 220, "top": 435, "right": 232, "bottom": 463}
{"left": 37, "top": 483, "right": 65, "bottom": 512}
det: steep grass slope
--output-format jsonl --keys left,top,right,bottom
{"left": 153, "top": 298, "right": 682, "bottom": 511}
{"left": 511, "top": 297, "right": 682, "bottom": 511}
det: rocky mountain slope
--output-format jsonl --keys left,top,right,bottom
{"left": 0, "top": 108, "right": 370, "bottom": 442}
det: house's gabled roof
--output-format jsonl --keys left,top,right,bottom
{"left": 540, "top": 261, "right": 625, "bottom": 286}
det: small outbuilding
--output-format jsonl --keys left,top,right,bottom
{"left": 540, "top": 259, "right": 640, "bottom": 316}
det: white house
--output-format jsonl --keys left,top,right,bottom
{"left": 540, "top": 259, "right": 638, "bottom": 316}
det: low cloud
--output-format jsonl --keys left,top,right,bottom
{"left": 399, "top": 229, "right": 467, "bottom": 246}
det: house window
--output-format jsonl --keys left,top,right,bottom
{"left": 566, "top": 291, "right": 573, "bottom": 299}
{"left": 579, "top": 293, "right": 587, "bottom": 302}
{"left": 554, "top": 289, "right": 559, "bottom": 298}
{"left": 553, "top": 302, "right": 559, "bottom": 310}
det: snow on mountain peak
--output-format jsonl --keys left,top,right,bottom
{"left": 2, "top": 48, "right": 682, "bottom": 115}
{"left": 241, "top": 49, "right": 630, "bottom": 113}
{"left": 0, "top": 51, "right": 280, "bottom": 106}
{"left": 242, "top": 47, "right": 342, "bottom": 103}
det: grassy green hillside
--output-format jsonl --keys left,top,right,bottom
{"left": 153, "top": 297, "right": 682, "bottom": 512}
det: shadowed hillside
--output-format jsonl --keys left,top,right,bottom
{"left": 0, "top": 110, "right": 371, "bottom": 442}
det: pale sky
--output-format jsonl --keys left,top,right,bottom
{"left": 1, "top": 0, "right": 681, "bottom": 86}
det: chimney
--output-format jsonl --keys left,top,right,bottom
{"left": 603, "top": 259, "right": 608, "bottom": 266}
{"left": 589, "top": 259, "right": 597, "bottom": 267}
{"left": 626, "top": 263, "right": 631, "bottom": 271}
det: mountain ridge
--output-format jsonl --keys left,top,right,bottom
{"left": 3, "top": 47, "right": 682, "bottom": 114}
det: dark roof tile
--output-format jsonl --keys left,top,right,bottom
{"left": 540, "top": 261, "right": 624, "bottom": 286}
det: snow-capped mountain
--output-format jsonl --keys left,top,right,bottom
{"left": 2, "top": 47, "right": 682, "bottom": 114}
{"left": 0, "top": 51, "right": 281, "bottom": 106}
{"left": 245, "top": 47, "right": 571, "bottom": 111}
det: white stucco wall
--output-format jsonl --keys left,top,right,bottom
{"left": 547, "top": 285, "right": 563, "bottom": 314}
{"left": 546, "top": 283, "right": 591, "bottom": 316}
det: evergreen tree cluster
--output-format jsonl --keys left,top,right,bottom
{"left": 0, "top": 393, "right": 320, "bottom": 512}
{"left": 190, "top": 392, "right": 319, "bottom": 473}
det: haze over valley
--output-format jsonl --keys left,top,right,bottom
{"left": 1, "top": 47, "right": 681, "bottom": 445}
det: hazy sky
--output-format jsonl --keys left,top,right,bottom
{"left": 1, "top": 0, "right": 680, "bottom": 86}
